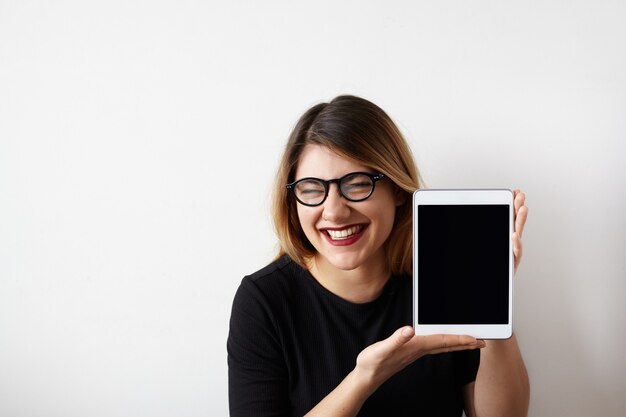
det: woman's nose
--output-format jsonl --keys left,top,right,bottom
{"left": 321, "top": 184, "right": 350, "bottom": 222}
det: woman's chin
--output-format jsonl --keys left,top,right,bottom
{"left": 318, "top": 253, "right": 363, "bottom": 272}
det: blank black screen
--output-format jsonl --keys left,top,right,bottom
{"left": 417, "top": 205, "right": 509, "bottom": 324}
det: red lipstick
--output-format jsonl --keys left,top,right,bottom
{"left": 320, "top": 224, "right": 367, "bottom": 246}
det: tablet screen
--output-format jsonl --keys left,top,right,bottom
{"left": 417, "top": 204, "right": 509, "bottom": 325}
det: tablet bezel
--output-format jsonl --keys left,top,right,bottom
{"left": 412, "top": 189, "right": 514, "bottom": 340}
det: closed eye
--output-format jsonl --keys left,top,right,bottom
{"left": 343, "top": 182, "right": 370, "bottom": 191}
{"left": 300, "top": 188, "right": 325, "bottom": 195}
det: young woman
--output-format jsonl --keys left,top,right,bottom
{"left": 227, "top": 95, "right": 530, "bottom": 417}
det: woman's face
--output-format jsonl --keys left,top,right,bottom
{"left": 294, "top": 144, "right": 402, "bottom": 273}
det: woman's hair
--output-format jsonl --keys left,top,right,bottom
{"left": 272, "top": 95, "right": 422, "bottom": 276}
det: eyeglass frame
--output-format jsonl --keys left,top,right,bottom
{"left": 285, "top": 171, "right": 386, "bottom": 207}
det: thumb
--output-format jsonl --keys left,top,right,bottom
{"left": 393, "top": 326, "right": 415, "bottom": 347}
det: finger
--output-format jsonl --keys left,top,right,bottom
{"left": 395, "top": 326, "right": 415, "bottom": 347}
{"left": 385, "top": 326, "right": 415, "bottom": 352}
{"left": 515, "top": 205, "right": 528, "bottom": 238}
{"left": 512, "top": 232, "right": 523, "bottom": 271}
{"left": 418, "top": 334, "right": 478, "bottom": 353}
{"left": 361, "top": 326, "right": 415, "bottom": 361}
{"left": 514, "top": 190, "right": 525, "bottom": 213}
{"left": 428, "top": 340, "right": 486, "bottom": 355}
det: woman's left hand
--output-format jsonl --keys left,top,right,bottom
{"left": 512, "top": 189, "right": 527, "bottom": 273}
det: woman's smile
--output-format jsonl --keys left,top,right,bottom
{"left": 320, "top": 224, "right": 368, "bottom": 246}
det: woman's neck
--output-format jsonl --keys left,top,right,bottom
{"left": 308, "top": 255, "right": 391, "bottom": 304}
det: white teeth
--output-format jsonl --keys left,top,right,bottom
{"left": 326, "top": 225, "right": 363, "bottom": 240}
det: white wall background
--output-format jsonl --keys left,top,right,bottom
{"left": 1, "top": 1, "right": 624, "bottom": 416}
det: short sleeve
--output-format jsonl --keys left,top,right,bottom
{"left": 453, "top": 349, "right": 481, "bottom": 387}
{"left": 227, "top": 277, "right": 289, "bottom": 417}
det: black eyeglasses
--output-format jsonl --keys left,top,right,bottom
{"left": 286, "top": 172, "right": 385, "bottom": 207}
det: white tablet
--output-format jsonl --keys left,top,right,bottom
{"left": 413, "top": 189, "right": 514, "bottom": 339}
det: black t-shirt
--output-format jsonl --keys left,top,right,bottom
{"left": 227, "top": 256, "right": 479, "bottom": 416}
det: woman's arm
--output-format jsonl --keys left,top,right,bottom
{"left": 463, "top": 335, "right": 530, "bottom": 417}
{"left": 306, "top": 326, "right": 486, "bottom": 417}
{"left": 228, "top": 280, "right": 291, "bottom": 417}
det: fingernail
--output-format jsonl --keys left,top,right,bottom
{"left": 401, "top": 327, "right": 414, "bottom": 337}
{"left": 467, "top": 339, "right": 484, "bottom": 347}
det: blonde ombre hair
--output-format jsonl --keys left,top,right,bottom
{"left": 272, "top": 95, "right": 422, "bottom": 276}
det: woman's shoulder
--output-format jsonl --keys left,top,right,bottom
{"left": 245, "top": 254, "right": 295, "bottom": 280}
{"left": 235, "top": 255, "right": 306, "bottom": 303}
{"left": 230, "top": 256, "right": 312, "bottom": 337}
{"left": 243, "top": 255, "right": 303, "bottom": 286}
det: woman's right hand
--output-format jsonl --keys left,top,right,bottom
{"left": 353, "top": 326, "right": 486, "bottom": 393}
